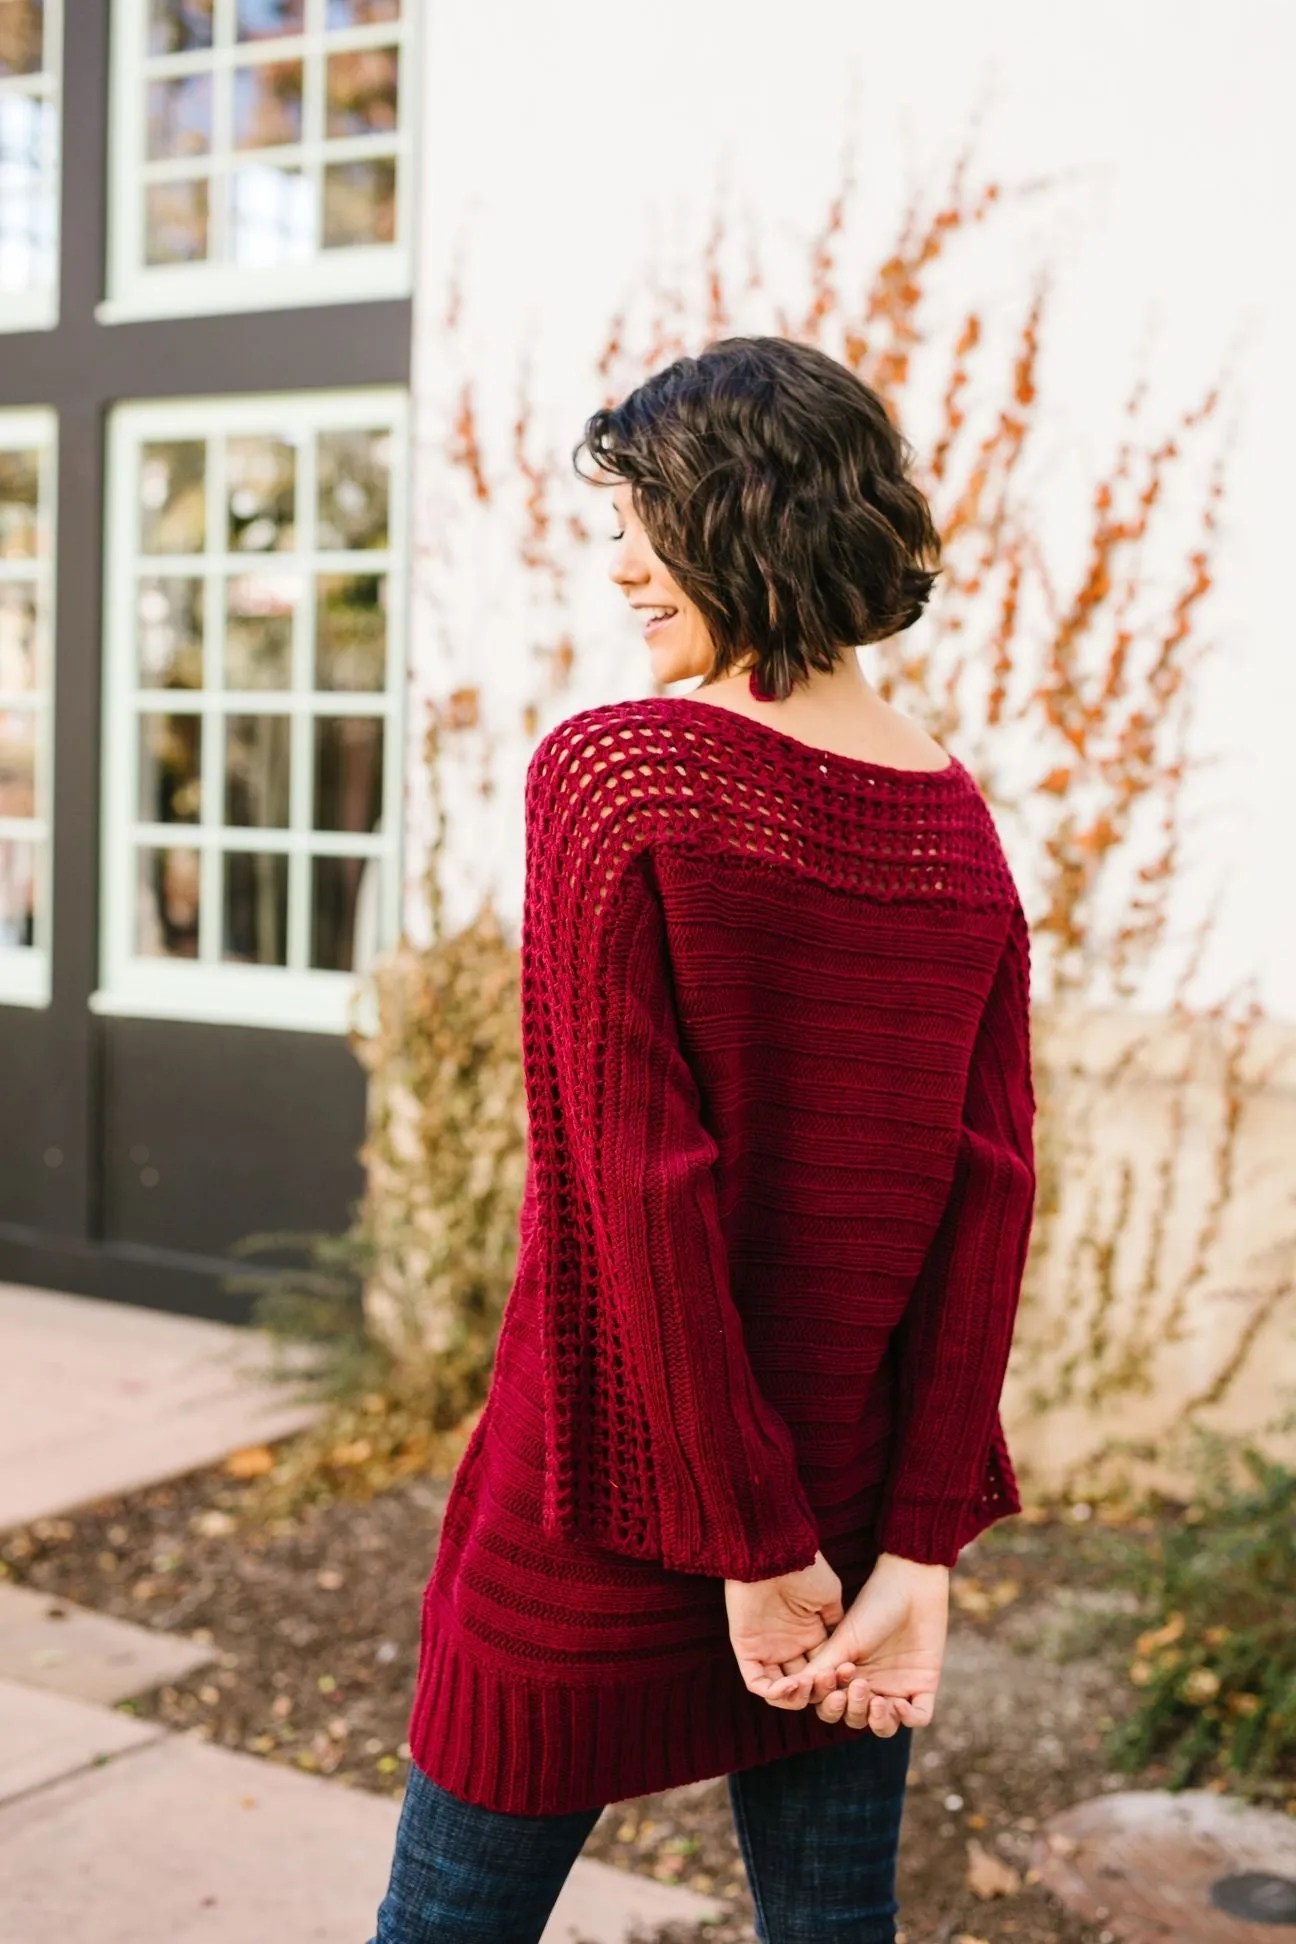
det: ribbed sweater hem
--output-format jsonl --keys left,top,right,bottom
{"left": 408, "top": 1587, "right": 870, "bottom": 1816}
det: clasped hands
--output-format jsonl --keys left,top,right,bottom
{"left": 724, "top": 1550, "right": 949, "bottom": 1735}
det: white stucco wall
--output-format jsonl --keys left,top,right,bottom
{"left": 406, "top": 0, "right": 1296, "bottom": 1019}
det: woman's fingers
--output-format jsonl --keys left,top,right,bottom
{"left": 767, "top": 1656, "right": 857, "bottom": 1706}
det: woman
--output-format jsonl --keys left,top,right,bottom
{"left": 371, "top": 336, "right": 1036, "bottom": 1944}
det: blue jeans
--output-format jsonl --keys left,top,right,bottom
{"left": 370, "top": 1726, "right": 911, "bottom": 1944}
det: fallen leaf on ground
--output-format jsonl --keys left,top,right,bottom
{"left": 225, "top": 1446, "right": 275, "bottom": 1480}
{"left": 966, "top": 1839, "right": 1023, "bottom": 1900}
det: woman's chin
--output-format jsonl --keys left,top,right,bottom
{"left": 649, "top": 640, "right": 709, "bottom": 688}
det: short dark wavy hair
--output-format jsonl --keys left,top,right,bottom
{"left": 576, "top": 336, "right": 940, "bottom": 701}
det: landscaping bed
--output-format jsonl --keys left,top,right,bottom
{"left": 0, "top": 1455, "right": 1274, "bottom": 1944}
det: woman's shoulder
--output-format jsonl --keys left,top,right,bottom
{"left": 527, "top": 696, "right": 672, "bottom": 778}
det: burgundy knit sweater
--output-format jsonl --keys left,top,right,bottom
{"left": 408, "top": 695, "right": 1036, "bottom": 1815}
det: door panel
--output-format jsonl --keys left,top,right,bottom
{"left": 101, "top": 1017, "right": 366, "bottom": 1258}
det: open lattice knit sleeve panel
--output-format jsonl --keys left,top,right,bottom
{"left": 519, "top": 698, "right": 1036, "bottom": 1577}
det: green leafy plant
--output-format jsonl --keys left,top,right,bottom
{"left": 1109, "top": 1443, "right": 1296, "bottom": 1788}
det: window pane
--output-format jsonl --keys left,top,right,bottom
{"left": 224, "top": 714, "right": 290, "bottom": 827}
{"left": 0, "top": 707, "right": 35, "bottom": 818}
{"left": 148, "top": 0, "right": 214, "bottom": 56}
{"left": 147, "top": 73, "right": 213, "bottom": 162}
{"left": 223, "top": 850, "right": 288, "bottom": 964}
{"left": 327, "top": 0, "right": 400, "bottom": 23}
{"left": 230, "top": 162, "right": 315, "bottom": 265}
{"left": 311, "top": 853, "right": 375, "bottom": 971}
{"left": 145, "top": 176, "right": 210, "bottom": 265}
{"left": 0, "top": 446, "right": 40, "bottom": 559}
{"left": 224, "top": 570, "right": 297, "bottom": 687}
{"left": 326, "top": 47, "right": 398, "bottom": 138}
{"left": 233, "top": 58, "right": 304, "bottom": 150}
{"left": 140, "top": 441, "right": 206, "bottom": 555}
{"left": 0, "top": 0, "right": 43, "bottom": 77}
{"left": 227, "top": 435, "right": 296, "bottom": 551}
{"left": 0, "top": 837, "right": 35, "bottom": 945}
{"left": 138, "top": 712, "right": 202, "bottom": 823}
{"left": 136, "top": 845, "right": 200, "bottom": 957}
{"left": 315, "top": 573, "right": 386, "bottom": 691}
{"left": 235, "top": 0, "right": 305, "bottom": 39}
{"left": 137, "top": 575, "right": 204, "bottom": 689}
{"left": 313, "top": 716, "right": 382, "bottom": 833}
{"left": 0, "top": 582, "right": 38, "bottom": 691}
{"left": 0, "top": 92, "right": 58, "bottom": 299}
{"left": 317, "top": 428, "right": 390, "bottom": 549}
{"left": 322, "top": 157, "right": 395, "bottom": 249}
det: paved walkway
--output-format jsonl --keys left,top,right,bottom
{"left": 0, "top": 1283, "right": 321, "bottom": 1529}
{"left": 0, "top": 1284, "right": 719, "bottom": 1943}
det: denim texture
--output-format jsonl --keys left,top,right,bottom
{"left": 370, "top": 1726, "right": 910, "bottom": 1944}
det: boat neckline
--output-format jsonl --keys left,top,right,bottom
{"left": 647, "top": 692, "right": 963, "bottom": 783}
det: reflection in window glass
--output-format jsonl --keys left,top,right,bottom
{"left": 227, "top": 436, "right": 296, "bottom": 552}
{"left": 148, "top": 0, "right": 214, "bottom": 57}
{"left": 0, "top": 446, "right": 39, "bottom": 556}
{"left": 233, "top": 58, "right": 303, "bottom": 149}
{"left": 0, "top": 411, "right": 53, "bottom": 993}
{"left": 0, "top": 707, "right": 35, "bottom": 817}
{"left": 327, "top": 0, "right": 400, "bottom": 23}
{"left": 315, "top": 573, "right": 386, "bottom": 691}
{"left": 223, "top": 851, "right": 288, "bottom": 964}
{"left": 144, "top": 175, "right": 210, "bottom": 265}
{"left": 137, "top": 845, "right": 200, "bottom": 957}
{"left": 313, "top": 716, "right": 382, "bottom": 833}
{"left": 322, "top": 158, "right": 396, "bottom": 249}
{"left": 311, "top": 853, "right": 373, "bottom": 971}
{"left": 317, "top": 429, "right": 389, "bottom": 549}
{"left": 224, "top": 572, "right": 297, "bottom": 688}
{"left": 229, "top": 162, "right": 314, "bottom": 267}
{"left": 0, "top": 583, "right": 38, "bottom": 690}
{"left": 326, "top": 46, "right": 398, "bottom": 138}
{"left": 236, "top": 0, "right": 306, "bottom": 39}
{"left": 138, "top": 712, "right": 201, "bottom": 823}
{"left": 137, "top": 576, "right": 204, "bottom": 689}
{"left": 139, "top": 441, "right": 206, "bottom": 554}
{"left": 0, "top": 1, "right": 43, "bottom": 75}
{"left": 0, "top": 837, "right": 35, "bottom": 945}
{"left": 147, "top": 71, "right": 212, "bottom": 161}
{"left": 224, "top": 714, "right": 290, "bottom": 827}
{"left": 0, "top": 1, "right": 58, "bottom": 323}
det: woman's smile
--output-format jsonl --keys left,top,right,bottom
{"left": 633, "top": 602, "right": 680, "bottom": 641}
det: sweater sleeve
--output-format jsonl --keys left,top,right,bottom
{"left": 521, "top": 745, "right": 820, "bottom": 1582}
{"left": 874, "top": 903, "right": 1037, "bottom": 1567}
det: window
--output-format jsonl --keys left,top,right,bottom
{"left": 0, "top": 407, "right": 56, "bottom": 1005}
{"left": 101, "top": 0, "right": 416, "bottom": 323}
{"left": 0, "top": 0, "right": 63, "bottom": 332}
{"left": 98, "top": 387, "right": 406, "bottom": 1032}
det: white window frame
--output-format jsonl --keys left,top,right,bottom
{"left": 100, "top": 0, "right": 418, "bottom": 325}
{"left": 0, "top": 0, "right": 64, "bottom": 333}
{"left": 96, "top": 385, "right": 407, "bottom": 1034}
{"left": 0, "top": 405, "right": 57, "bottom": 1005}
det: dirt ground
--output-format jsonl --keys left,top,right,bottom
{"left": 2, "top": 1457, "right": 1175, "bottom": 1944}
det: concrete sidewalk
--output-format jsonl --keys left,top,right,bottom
{"left": 0, "top": 1595, "right": 721, "bottom": 1944}
{"left": 0, "top": 1285, "right": 721, "bottom": 1943}
{"left": 0, "top": 1282, "right": 320, "bottom": 1530}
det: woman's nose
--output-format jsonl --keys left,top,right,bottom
{"left": 609, "top": 542, "right": 645, "bottom": 590}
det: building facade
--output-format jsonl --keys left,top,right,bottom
{"left": 1, "top": 0, "right": 419, "bottom": 1317}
